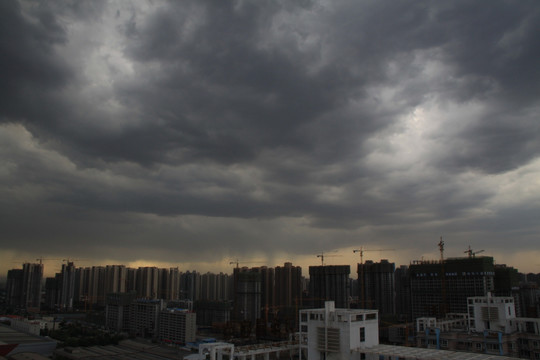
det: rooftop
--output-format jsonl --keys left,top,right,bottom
{"left": 362, "top": 344, "right": 519, "bottom": 360}
{"left": 0, "top": 325, "right": 56, "bottom": 345}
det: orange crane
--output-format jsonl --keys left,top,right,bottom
{"left": 353, "top": 247, "right": 395, "bottom": 308}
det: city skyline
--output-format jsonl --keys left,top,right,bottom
{"left": 2, "top": 251, "right": 534, "bottom": 282}
{"left": 1, "top": 1, "right": 540, "bottom": 277}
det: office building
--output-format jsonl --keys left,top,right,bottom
{"left": 409, "top": 256, "right": 495, "bottom": 319}
{"left": 357, "top": 259, "right": 395, "bottom": 315}
{"left": 309, "top": 265, "right": 350, "bottom": 309}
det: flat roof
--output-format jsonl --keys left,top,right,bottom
{"left": 53, "top": 339, "right": 192, "bottom": 360}
{"left": 0, "top": 325, "right": 55, "bottom": 345}
{"left": 362, "top": 344, "right": 518, "bottom": 360}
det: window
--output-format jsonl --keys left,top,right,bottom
{"left": 366, "top": 313, "right": 376, "bottom": 320}
{"left": 301, "top": 313, "right": 307, "bottom": 322}
{"left": 360, "top": 327, "right": 365, "bottom": 342}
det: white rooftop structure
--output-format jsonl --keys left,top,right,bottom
{"left": 299, "top": 301, "right": 379, "bottom": 360}
{"left": 467, "top": 293, "right": 516, "bottom": 334}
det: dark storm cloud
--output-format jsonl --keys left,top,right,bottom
{"left": 1, "top": 0, "right": 540, "bottom": 269}
{"left": 0, "top": 1, "right": 72, "bottom": 118}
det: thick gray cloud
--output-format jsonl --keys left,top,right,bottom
{"left": 1, "top": 0, "right": 539, "bottom": 275}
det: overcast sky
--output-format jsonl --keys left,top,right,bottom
{"left": 1, "top": 0, "right": 540, "bottom": 277}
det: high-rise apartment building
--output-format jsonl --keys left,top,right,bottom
{"left": 409, "top": 256, "right": 495, "bottom": 319}
{"left": 254, "top": 266, "right": 275, "bottom": 318}
{"left": 180, "top": 271, "right": 201, "bottom": 301}
{"left": 88, "top": 266, "right": 106, "bottom": 306}
{"left": 394, "top": 265, "right": 412, "bottom": 321}
{"left": 233, "top": 267, "right": 261, "bottom": 324}
{"left": 275, "top": 262, "right": 303, "bottom": 309}
{"left": 357, "top": 259, "right": 395, "bottom": 314}
{"left": 59, "top": 261, "right": 77, "bottom": 310}
{"left": 309, "top": 265, "right": 350, "bottom": 309}
{"left": 136, "top": 267, "right": 159, "bottom": 299}
{"left": 6, "top": 263, "right": 43, "bottom": 311}
{"left": 104, "top": 265, "right": 127, "bottom": 295}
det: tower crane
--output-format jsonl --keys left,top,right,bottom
{"left": 438, "top": 237, "right": 444, "bottom": 261}
{"left": 353, "top": 247, "right": 395, "bottom": 308}
{"left": 464, "top": 245, "right": 484, "bottom": 258}
{"left": 439, "top": 236, "right": 448, "bottom": 316}
{"left": 316, "top": 252, "right": 341, "bottom": 266}
{"left": 229, "top": 259, "right": 265, "bottom": 269}
{"left": 35, "top": 257, "right": 61, "bottom": 265}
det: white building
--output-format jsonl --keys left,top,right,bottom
{"left": 186, "top": 301, "right": 522, "bottom": 360}
{"left": 158, "top": 308, "right": 196, "bottom": 345}
{"left": 468, "top": 294, "right": 516, "bottom": 333}
{"left": 299, "top": 301, "right": 379, "bottom": 360}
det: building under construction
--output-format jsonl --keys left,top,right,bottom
{"left": 309, "top": 265, "right": 350, "bottom": 309}
{"left": 409, "top": 256, "right": 495, "bottom": 319}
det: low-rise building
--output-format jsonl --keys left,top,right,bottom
{"left": 416, "top": 294, "right": 540, "bottom": 359}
